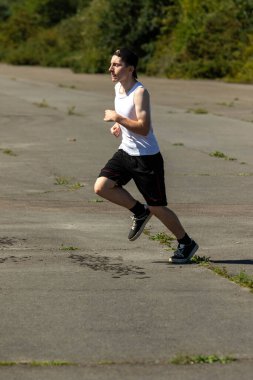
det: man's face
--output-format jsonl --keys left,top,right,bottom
{"left": 108, "top": 55, "right": 133, "bottom": 82}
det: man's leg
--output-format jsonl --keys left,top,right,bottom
{"left": 148, "top": 205, "right": 185, "bottom": 240}
{"left": 148, "top": 205, "right": 198, "bottom": 263}
{"left": 94, "top": 176, "right": 151, "bottom": 240}
{"left": 94, "top": 176, "right": 136, "bottom": 209}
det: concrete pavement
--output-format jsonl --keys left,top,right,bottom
{"left": 0, "top": 66, "right": 253, "bottom": 379}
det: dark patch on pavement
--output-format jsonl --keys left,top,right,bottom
{"left": 69, "top": 253, "right": 150, "bottom": 279}
{"left": 0, "top": 236, "right": 27, "bottom": 247}
{"left": 0, "top": 255, "right": 31, "bottom": 264}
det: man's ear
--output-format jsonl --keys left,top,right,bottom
{"left": 129, "top": 65, "right": 134, "bottom": 74}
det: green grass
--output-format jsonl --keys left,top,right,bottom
{"left": 216, "top": 101, "right": 235, "bottom": 107}
{"left": 173, "top": 142, "right": 184, "bottom": 146}
{"left": 33, "top": 99, "right": 57, "bottom": 110}
{"left": 144, "top": 232, "right": 253, "bottom": 293}
{"left": 29, "top": 361, "right": 74, "bottom": 367}
{"left": 170, "top": 354, "right": 236, "bottom": 365}
{"left": 144, "top": 230, "right": 176, "bottom": 251}
{"left": 2, "top": 149, "right": 17, "bottom": 156}
{"left": 54, "top": 176, "right": 71, "bottom": 186}
{"left": 58, "top": 83, "right": 76, "bottom": 89}
{"left": 59, "top": 245, "right": 79, "bottom": 251}
{"left": 0, "top": 361, "right": 75, "bottom": 367}
{"left": 209, "top": 151, "right": 237, "bottom": 161}
{"left": 67, "top": 105, "right": 77, "bottom": 115}
{"left": 191, "top": 255, "right": 210, "bottom": 264}
{"left": 88, "top": 198, "right": 104, "bottom": 203}
{"left": 187, "top": 108, "right": 209, "bottom": 114}
{"left": 197, "top": 261, "right": 253, "bottom": 293}
{"left": 34, "top": 99, "right": 49, "bottom": 108}
{"left": 238, "top": 172, "right": 253, "bottom": 176}
{"left": 54, "top": 177, "right": 84, "bottom": 191}
{"left": 68, "top": 182, "right": 84, "bottom": 190}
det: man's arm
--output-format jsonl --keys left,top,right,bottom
{"left": 104, "top": 87, "right": 151, "bottom": 136}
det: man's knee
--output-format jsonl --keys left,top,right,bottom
{"left": 94, "top": 177, "right": 114, "bottom": 196}
{"left": 94, "top": 178, "right": 103, "bottom": 195}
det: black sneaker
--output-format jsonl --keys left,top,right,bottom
{"left": 128, "top": 207, "right": 152, "bottom": 241}
{"left": 169, "top": 240, "right": 199, "bottom": 264}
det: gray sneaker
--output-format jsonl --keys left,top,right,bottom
{"left": 128, "top": 207, "right": 152, "bottom": 241}
{"left": 169, "top": 240, "right": 199, "bottom": 264}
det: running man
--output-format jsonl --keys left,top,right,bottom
{"left": 94, "top": 48, "right": 198, "bottom": 263}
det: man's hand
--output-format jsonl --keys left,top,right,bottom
{"left": 104, "top": 109, "right": 118, "bottom": 122}
{"left": 110, "top": 123, "right": 121, "bottom": 138}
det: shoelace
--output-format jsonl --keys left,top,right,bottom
{"left": 130, "top": 213, "right": 146, "bottom": 230}
{"left": 174, "top": 244, "right": 185, "bottom": 257}
{"left": 131, "top": 216, "right": 137, "bottom": 229}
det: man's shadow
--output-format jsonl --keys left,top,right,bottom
{"left": 210, "top": 259, "right": 253, "bottom": 265}
{"left": 152, "top": 259, "right": 253, "bottom": 265}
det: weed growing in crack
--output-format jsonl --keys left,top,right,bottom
{"left": 170, "top": 354, "right": 236, "bottom": 365}
{"left": 231, "top": 271, "right": 253, "bottom": 290}
{"left": 1, "top": 148, "right": 17, "bottom": 156}
{"left": 67, "top": 105, "right": 77, "bottom": 115}
{"left": 68, "top": 182, "right": 84, "bottom": 190}
{"left": 55, "top": 176, "right": 71, "bottom": 185}
{"left": 54, "top": 177, "right": 84, "bottom": 191}
{"left": 0, "top": 361, "right": 76, "bottom": 367}
{"left": 196, "top": 261, "right": 253, "bottom": 293}
{"left": 88, "top": 198, "right": 104, "bottom": 203}
{"left": 209, "top": 151, "right": 237, "bottom": 161}
{"left": 33, "top": 99, "right": 57, "bottom": 109}
{"left": 144, "top": 229, "right": 176, "bottom": 251}
{"left": 191, "top": 255, "right": 210, "bottom": 264}
{"left": 34, "top": 99, "right": 49, "bottom": 108}
{"left": 60, "top": 245, "right": 79, "bottom": 251}
{"left": 187, "top": 108, "right": 208, "bottom": 114}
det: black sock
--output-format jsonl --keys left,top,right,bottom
{"left": 178, "top": 233, "right": 191, "bottom": 245}
{"left": 130, "top": 201, "right": 145, "bottom": 217}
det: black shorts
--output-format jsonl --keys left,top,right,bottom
{"left": 98, "top": 149, "right": 167, "bottom": 206}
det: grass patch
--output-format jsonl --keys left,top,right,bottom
{"left": 97, "top": 360, "right": 116, "bottom": 365}
{"left": 197, "top": 262, "right": 253, "bottom": 293}
{"left": 231, "top": 271, "right": 253, "bottom": 290}
{"left": 33, "top": 99, "right": 57, "bottom": 110}
{"left": 173, "top": 142, "right": 184, "bottom": 146}
{"left": 217, "top": 101, "right": 235, "bottom": 107}
{"left": 170, "top": 354, "right": 236, "bottom": 365}
{"left": 238, "top": 172, "right": 253, "bottom": 176}
{"left": 34, "top": 99, "right": 49, "bottom": 108}
{"left": 88, "top": 198, "right": 104, "bottom": 203}
{"left": 29, "top": 361, "right": 74, "bottom": 367}
{"left": 187, "top": 108, "right": 209, "bottom": 114}
{"left": 144, "top": 230, "right": 176, "bottom": 251}
{"left": 60, "top": 245, "right": 79, "bottom": 251}
{"left": 54, "top": 177, "right": 84, "bottom": 191}
{"left": 68, "top": 182, "right": 84, "bottom": 190}
{"left": 67, "top": 105, "right": 77, "bottom": 115}
{"left": 58, "top": 83, "right": 76, "bottom": 89}
{"left": 0, "top": 361, "right": 75, "bottom": 367}
{"left": 2, "top": 148, "right": 17, "bottom": 156}
{"left": 54, "top": 176, "right": 71, "bottom": 185}
{"left": 0, "top": 362, "right": 17, "bottom": 367}
{"left": 191, "top": 255, "right": 210, "bottom": 264}
{"left": 209, "top": 151, "right": 237, "bottom": 161}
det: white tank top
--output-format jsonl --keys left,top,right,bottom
{"left": 114, "top": 81, "right": 160, "bottom": 156}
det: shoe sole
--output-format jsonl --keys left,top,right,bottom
{"left": 169, "top": 243, "right": 199, "bottom": 264}
{"left": 128, "top": 213, "right": 152, "bottom": 241}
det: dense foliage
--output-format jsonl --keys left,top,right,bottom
{"left": 0, "top": 0, "right": 253, "bottom": 81}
